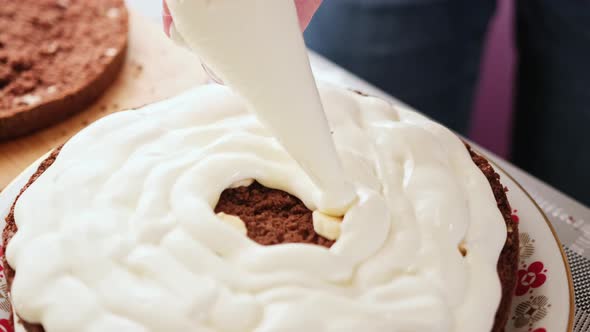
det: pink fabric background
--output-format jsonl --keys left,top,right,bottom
{"left": 470, "top": 0, "right": 516, "bottom": 158}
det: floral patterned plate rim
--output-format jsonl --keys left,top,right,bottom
{"left": 0, "top": 151, "right": 576, "bottom": 332}
{"left": 492, "top": 161, "right": 575, "bottom": 332}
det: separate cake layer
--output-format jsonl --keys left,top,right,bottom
{"left": 0, "top": 0, "right": 128, "bottom": 139}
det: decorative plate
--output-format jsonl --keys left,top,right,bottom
{"left": 0, "top": 153, "right": 575, "bottom": 332}
{"left": 495, "top": 164, "right": 575, "bottom": 332}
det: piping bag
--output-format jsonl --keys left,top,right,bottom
{"left": 163, "top": 0, "right": 356, "bottom": 215}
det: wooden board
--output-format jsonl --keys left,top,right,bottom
{"left": 0, "top": 12, "right": 207, "bottom": 190}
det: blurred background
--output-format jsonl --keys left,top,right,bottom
{"left": 304, "top": 0, "right": 589, "bottom": 205}
{"left": 307, "top": 0, "right": 516, "bottom": 158}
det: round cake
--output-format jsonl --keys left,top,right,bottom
{"left": 2, "top": 85, "right": 518, "bottom": 331}
{"left": 0, "top": 0, "right": 128, "bottom": 139}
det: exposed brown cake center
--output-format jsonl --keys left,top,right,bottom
{"left": 214, "top": 181, "right": 334, "bottom": 248}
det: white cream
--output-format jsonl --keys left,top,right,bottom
{"left": 11, "top": 300, "right": 26, "bottom": 332}
{"left": 312, "top": 211, "right": 342, "bottom": 241}
{"left": 216, "top": 212, "right": 248, "bottom": 236}
{"left": 165, "top": 0, "right": 356, "bottom": 215}
{"left": 7, "top": 84, "right": 507, "bottom": 331}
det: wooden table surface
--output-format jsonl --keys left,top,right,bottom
{"left": 0, "top": 12, "right": 207, "bottom": 190}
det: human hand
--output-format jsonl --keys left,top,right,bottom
{"left": 162, "top": 0, "right": 322, "bottom": 37}
{"left": 294, "top": 0, "right": 323, "bottom": 31}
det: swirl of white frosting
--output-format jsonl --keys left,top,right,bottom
{"left": 7, "top": 84, "right": 506, "bottom": 332}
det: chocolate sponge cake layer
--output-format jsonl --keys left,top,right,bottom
{"left": 467, "top": 145, "right": 519, "bottom": 332}
{"left": 0, "top": 0, "right": 128, "bottom": 139}
{"left": 215, "top": 181, "right": 336, "bottom": 248}
{"left": 3, "top": 146, "right": 518, "bottom": 332}
{"left": 2, "top": 148, "right": 61, "bottom": 332}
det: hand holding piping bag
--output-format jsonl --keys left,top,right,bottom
{"left": 162, "top": 0, "right": 322, "bottom": 82}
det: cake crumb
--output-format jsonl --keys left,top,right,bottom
{"left": 458, "top": 242, "right": 468, "bottom": 257}
{"left": 46, "top": 85, "right": 57, "bottom": 94}
{"left": 56, "top": 0, "right": 70, "bottom": 8}
{"left": 104, "top": 48, "right": 118, "bottom": 57}
{"left": 106, "top": 7, "right": 120, "bottom": 19}
{"left": 41, "top": 41, "right": 60, "bottom": 55}
{"left": 15, "top": 94, "right": 41, "bottom": 106}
